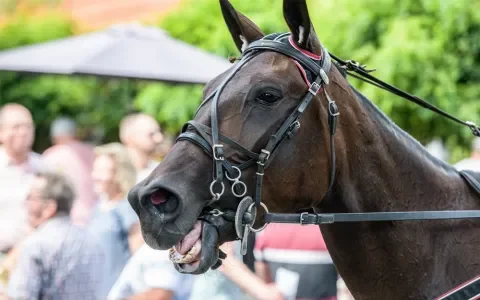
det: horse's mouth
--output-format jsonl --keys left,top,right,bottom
{"left": 169, "top": 220, "right": 220, "bottom": 274}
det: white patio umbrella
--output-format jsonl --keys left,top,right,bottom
{"left": 0, "top": 23, "right": 231, "bottom": 84}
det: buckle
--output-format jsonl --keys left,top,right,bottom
{"left": 213, "top": 144, "right": 224, "bottom": 161}
{"left": 257, "top": 149, "right": 271, "bottom": 166}
{"left": 300, "top": 212, "right": 309, "bottom": 225}
{"left": 261, "top": 149, "right": 271, "bottom": 160}
{"left": 466, "top": 121, "right": 480, "bottom": 137}
{"left": 328, "top": 101, "right": 340, "bottom": 117}
{"left": 308, "top": 82, "right": 321, "bottom": 95}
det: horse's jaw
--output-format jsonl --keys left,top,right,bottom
{"left": 170, "top": 220, "right": 220, "bottom": 274}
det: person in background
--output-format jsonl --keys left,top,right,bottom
{"left": 454, "top": 137, "right": 480, "bottom": 172}
{"left": 0, "top": 104, "right": 45, "bottom": 257}
{"left": 1, "top": 171, "right": 105, "bottom": 300}
{"left": 87, "top": 143, "right": 143, "bottom": 299}
{"left": 119, "top": 113, "right": 163, "bottom": 183}
{"left": 42, "top": 117, "right": 96, "bottom": 226}
{"left": 254, "top": 223, "right": 341, "bottom": 300}
{"left": 188, "top": 241, "right": 285, "bottom": 300}
{"left": 107, "top": 243, "right": 195, "bottom": 300}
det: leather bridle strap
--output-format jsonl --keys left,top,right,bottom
{"left": 210, "top": 52, "right": 258, "bottom": 185}
{"left": 253, "top": 75, "right": 337, "bottom": 207}
{"left": 242, "top": 39, "right": 335, "bottom": 207}
{"left": 177, "top": 121, "right": 259, "bottom": 172}
{"left": 264, "top": 210, "right": 480, "bottom": 225}
{"left": 328, "top": 53, "right": 480, "bottom": 137}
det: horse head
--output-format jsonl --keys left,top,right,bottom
{"left": 128, "top": 0, "right": 353, "bottom": 274}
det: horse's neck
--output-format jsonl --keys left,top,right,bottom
{"left": 317, "top": 86, "right": 474, "bottom": 299}
{"left": 326, "top": 86, "right": 463, "bottom": 213}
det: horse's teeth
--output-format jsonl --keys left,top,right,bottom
{"left": 168, "top": 246, "right": 197, "bottom": 264}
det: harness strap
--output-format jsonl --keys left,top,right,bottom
{"left": 210, "top": 53, "right": 258, "bottom": 185}
{"left": 264, "top": 210, "right": 480, "bottom": 225}
{"left": 329, "top": 53, "right": 480, "bottom": 137}
{"left": 186, "top": 121, "right": 260, "bottom": 160}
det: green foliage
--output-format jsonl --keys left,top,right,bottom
{"left": 157, "top": 0, "right": 480, "bottom": 163}
{"left": 135, "top": 83, "right": 204, "bottom": 134}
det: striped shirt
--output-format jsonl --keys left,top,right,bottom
{"left": 254, "top": 223, "right": 338, "bottom": 300}
{"left": 7, "top": 215, "right": 106, "bottom": 300}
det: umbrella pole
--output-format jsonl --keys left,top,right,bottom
{"left": 124, "top": 79, "right": 134, "bottom": 113}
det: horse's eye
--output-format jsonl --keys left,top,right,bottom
{"left": 256, "top": 92, "right": 280, "bottom": 103}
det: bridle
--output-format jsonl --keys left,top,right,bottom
{"left": 177, "top": 32, "right": 338, "bottom": 255}
{"left": 176, "top": 32, "right": 480, "bottom": 267}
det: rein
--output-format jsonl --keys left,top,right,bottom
{"left": 329, "top": 54, "right": 480, "bottom": 136}
{"left": 176, "top": 32, "right": 480, "bottom": 268}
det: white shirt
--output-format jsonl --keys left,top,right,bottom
{"left": 0, "top": 147, "right": 46, "bottom": 252}
{"left": 107, "top": 244, "right": 195, "bottom": 300}
{"left": 454, "top": 158, "right": 480, "bottom": 172}
{"left": 136, "top": 160, "right": 159, "bottom": 183}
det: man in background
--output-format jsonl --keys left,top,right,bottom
{"left": 454, "top": 137, "right": 480, "bottom": 172}
{"left": 119, "top": 113, "right": 163, "bottom": 183}
{"left": 42, "top": 117, "right": 96, "bottom": 226}
{"left": 0, "top": 104, "right": 44, "bottom": 255}
{"left": 2, "top": 171, "right": 105, "bottom": 300}
{"left": 254, "top": 224, "right": 341, "bottom": 300}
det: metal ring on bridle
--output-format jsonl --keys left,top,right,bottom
{"left": 209, "top": 181, "right": 225, "bottom": 199}
{"left": 245, "top": 202, "right": 269, "bottom": 233}
{"left": 225, "top": 166, "right": 242, "bottom": 181}
{"left": 231, "top": 180, "right": 247, "bottom": 198}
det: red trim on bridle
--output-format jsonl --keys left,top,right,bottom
{"left": 291, "top": 59, "right": 312, "bottom": 87}
{"left": 288, "top": 35, "right": 322, "bottom": 60}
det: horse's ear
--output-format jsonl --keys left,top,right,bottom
{"left": 219, "top": 0, "right": 265, "bottom": 53}
{"left": 283, "top": 0, "right": 322, "bottom": 55}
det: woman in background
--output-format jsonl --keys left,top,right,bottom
{"left": 87, "top": 142, "right": 143, "bottom": 299}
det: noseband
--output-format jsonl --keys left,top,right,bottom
{"left": 176, "top": 32, "right": 339, "bottom": 255}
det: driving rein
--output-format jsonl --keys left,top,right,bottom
{"left": 176, "top": 32, "right": 480, "bottom": 259}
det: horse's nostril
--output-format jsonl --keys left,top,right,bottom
{"left": 145, "top": 188, "right": 179, "bottom": 214}
{"left": 151, "top": 190, "right": 168, "bottom": 205}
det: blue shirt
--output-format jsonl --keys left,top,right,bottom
{"left": 87, "top": 199, "right": 139, "bottom": 298}
{"left": 188, "top": 241, "right": 248, "bottom": 300}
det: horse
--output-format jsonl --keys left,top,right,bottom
{"left": 127, "top": 0, "right": 480, "bottom": 299}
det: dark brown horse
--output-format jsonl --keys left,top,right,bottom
{"left": 127, "top": 0, "right": 480, "bottom": 299}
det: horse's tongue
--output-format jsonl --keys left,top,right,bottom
{"left": 175, "top": 220, "right": 202, "bottom": 255}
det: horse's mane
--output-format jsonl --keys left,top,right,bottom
{"left": 346, "top": 81, "right": 457, "bottom": 174}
